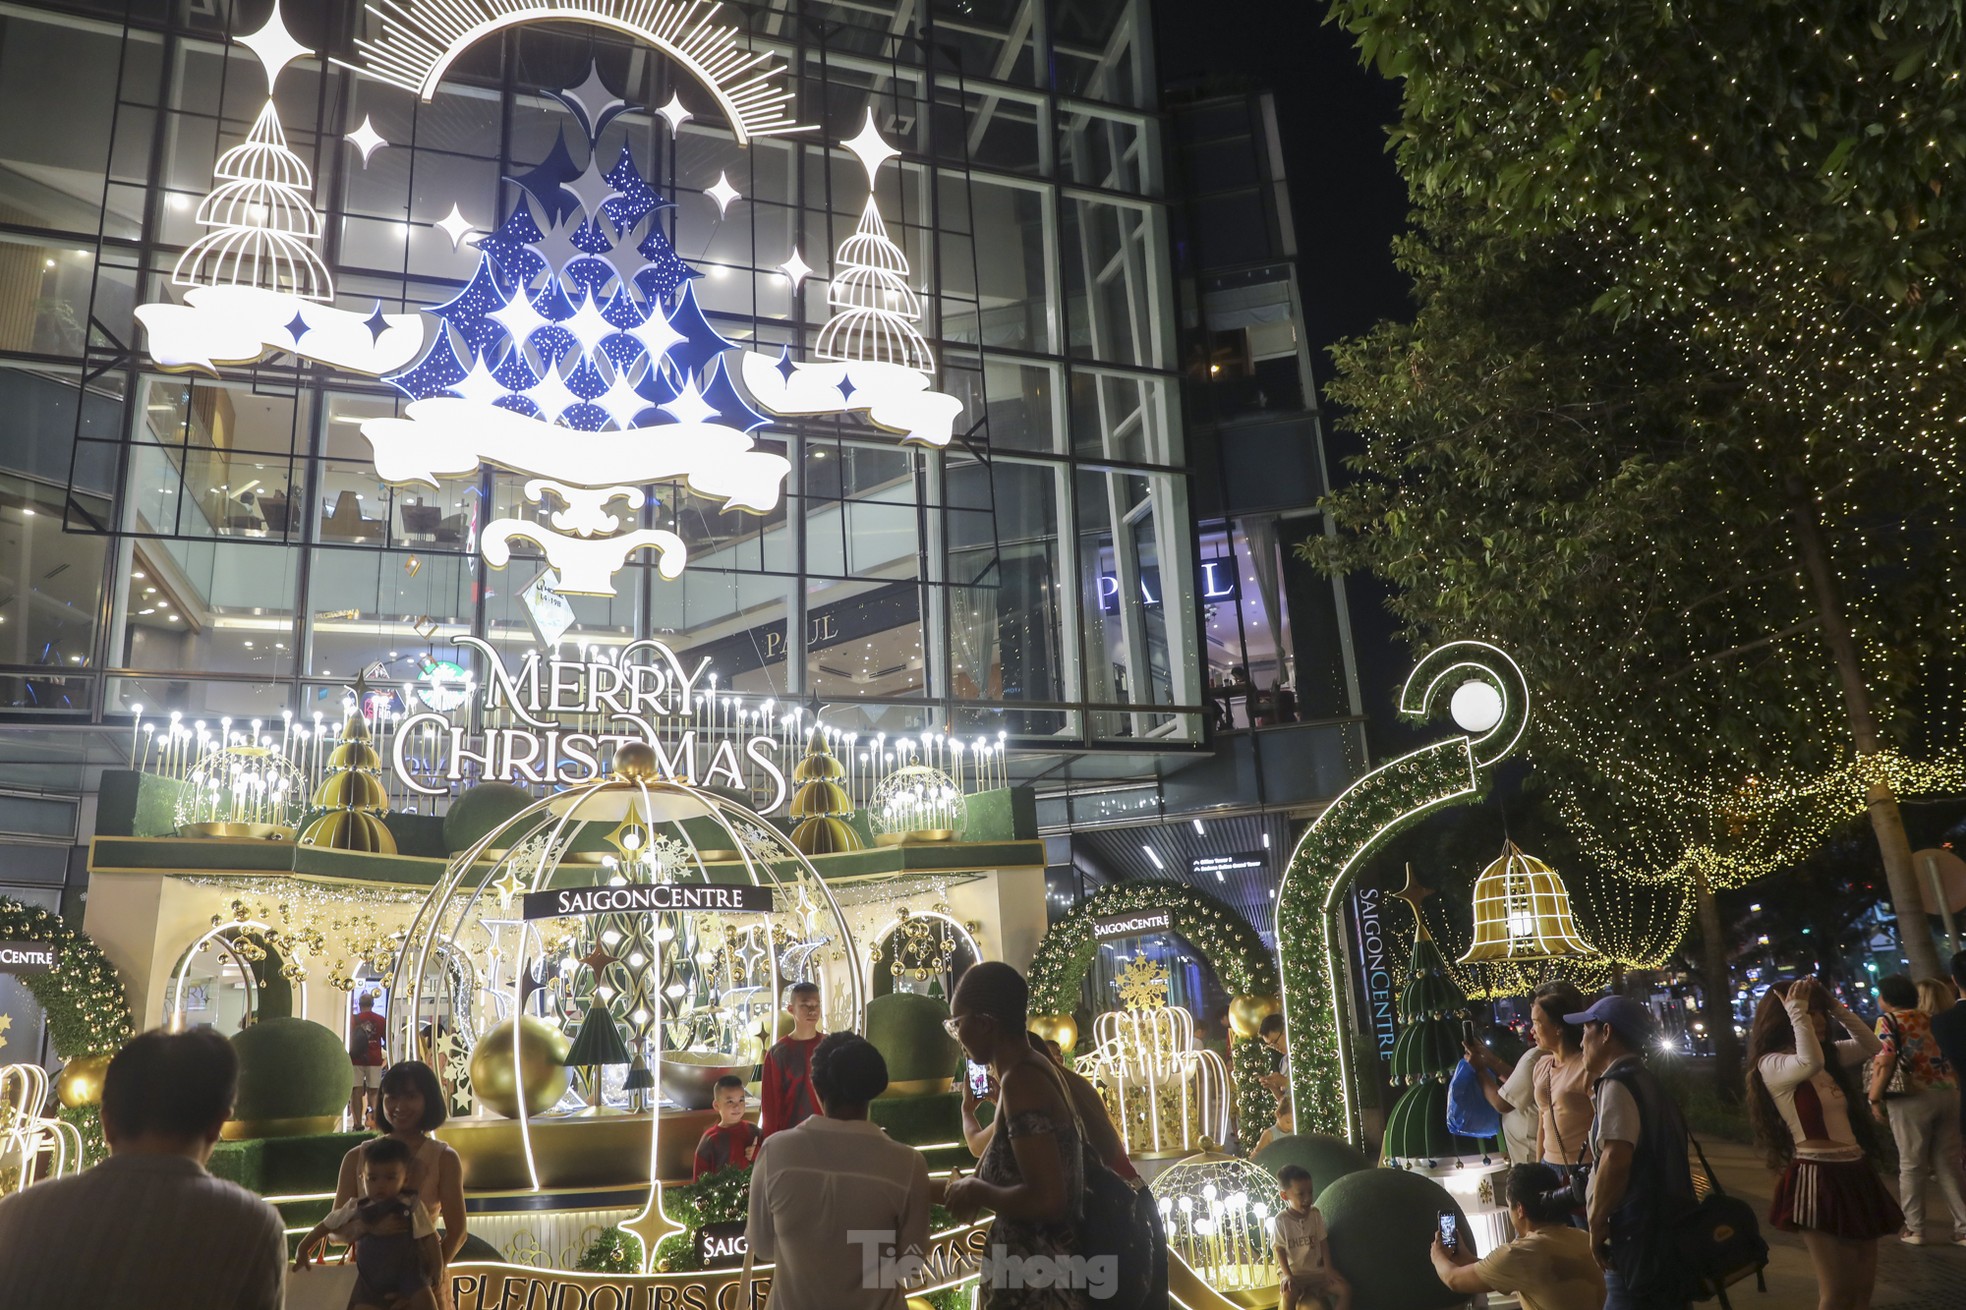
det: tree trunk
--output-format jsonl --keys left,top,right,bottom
{"left": 1789, "top": 484, "right": 1942, "bottom": 980}
{"left": 1694, "top": 866, "right": 1743, "bottom": 1101}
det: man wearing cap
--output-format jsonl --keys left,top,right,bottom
{"left": 1568, "top": 995, "right": 1694, "bottom": 1310}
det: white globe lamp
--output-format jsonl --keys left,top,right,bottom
{"left": 1448, "top": 678, "right": 1504, "bottom": 734}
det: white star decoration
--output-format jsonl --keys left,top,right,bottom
{"left": 561, "top": 64, "right": 624, "bottom": 131}
{"left": 661, "top": 377, "right": 719, "bottom": 427}
{"left": 842, "top": 109, "right": 900, "bottom": 183}
{"left": 561, "top": 155, "right": 624, "bottom": 223}
{"left": 448, "top": 356, "right": 510, "bottom": 407}
{"left": 491, "top": 286, "right": 550, "bottom": 346}
{"left": 346, "top": 116, "right": 388, "bottom": 165}
{"left": 525, "top": 363, "right": 582, "bottom": 420}
{"left": 597, "top": 369, "right": 652, "bottom": 429}
{"left": 704, "top": 172, "right": 741, "bottom": 218}
{"left": 563, "top": 293, "right": 618, "bottom": 355}
{"left": 435, "top": 205, "right": 477, "bottom": 250}
{"left": 628, "top": 307, "right": 684, "bottom": 363}
{"left": 657, "top": 93, "right": 693, "bottom": 136}
{"left": 778, "top": 247, "right": 813, "bottom": 292}
{"left": 238, "top": 5, "right": 311, "bottom": 90}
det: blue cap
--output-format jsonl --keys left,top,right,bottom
{"left": 1563, "top": 995, "right": 1654, "bottom": 1045}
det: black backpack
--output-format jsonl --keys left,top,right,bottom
{"left": 1676, "top": 1134, "right": 1769, "bottom": 1307}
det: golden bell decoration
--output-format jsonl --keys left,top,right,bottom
{"left": 298, "top": 681, "right": 396, "bottom": 853}
{"left": 468, "top": 1016, "right": 572, "bottom": 1118}
{"left": 1028, "top": 1013, "right": 1078, "bottom": 1051}
{"left": 788, "top": 726, "right": 864, "bottom": 855}
{"left": 54, "top": 1053, "right": 112, "bottom": 1108}
{"left": 1456, "top": 841, "right": 1601, "bottom": 964}
{"left": 1227, "top": 993, "right": 1281, "bottom": 1039}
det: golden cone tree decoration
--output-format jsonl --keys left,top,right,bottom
{"left": 298, "top": 684, "right": 396, "bottom": 853}
{"left": 1455, "top": 841, "right": 1598, "bottom": 964}
{"left": 787, "top": 726, "right": 862, "bottom": 855}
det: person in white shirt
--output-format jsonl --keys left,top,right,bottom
{"left": 746, "top": 1031, "right": 930, "bottom": 1310}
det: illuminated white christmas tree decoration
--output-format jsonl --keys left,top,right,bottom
{"left": 1080, "top": 954, "right": 1232, "bottom": 1158}
{"left": 739, "top": 109, "right": 964, "bottom": 446}
{"left": 176, "top": 101, "right": 333, "bottom": 302}
{"left": 816, "top": 196, "right": 932, "bottom": 372}
{"left": 359, "top": 94, "right": 790, "bottom": 596}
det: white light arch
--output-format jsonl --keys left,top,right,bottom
{"left": 166, "top": 920, "right": 312, "bottom": 1032}
{"left": 350, "top": 0, "right": 810, "bottom": 143}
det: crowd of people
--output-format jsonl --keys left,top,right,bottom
{"left": 5, "top": 949, "right": 1966, "bottom": 1309}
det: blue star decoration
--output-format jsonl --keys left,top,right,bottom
{"left": 663, "top": 282, "right": 737, "bottom": 379}
{"left": 507, "top": 130, "right": 584, "bottom": 229}
{"left": 837, "top": 374, "right": 857, "bottom": 405}
{"left": 773, "top": 345, "right": 797, "bottom": 384}
{"left": 389, "top": 335, "right": 470, "bottom": 401}
{"left": 428, "top": 262, "right": 511, "bottom": 360}
{"left": 286, "top": 310, "right": 311, "bottom": 343}
{"left": 634, "top": 212, "right": 702, "bottom": 302}
{"left": 604, "top": 146, "right": 664, "bottom": 234}
{"left": 474, "top": 199, "right": 548, "bottom": 289}
{"left": 702, "top": 358, "right": 770, "bottom": 432}
{"left": 363, "top": 304, "right": 391, "bottom": 344}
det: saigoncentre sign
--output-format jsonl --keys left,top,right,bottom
{"left": 0, "top": 941, "right": 57, "bottom": 974}
{"left": 522, "top": 883, "right": 775, "bottom": 920}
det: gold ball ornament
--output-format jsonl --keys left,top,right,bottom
{"left": 55, "top": 1053, "right": 112, "bottom": 1108}
{"left": 1027, "top": 1013, "right": 1078, "bottom": 1050}
{"left": 468, "top": 1016, "right": 572, "bottom": 1118}
{"left": 611, "top": 742, "right": 659, "bottom": 782}
{"left": 1228, "top": 994, "right": 1281, "bottom": 1039}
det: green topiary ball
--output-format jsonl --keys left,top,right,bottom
{"left": 227, "top": 1017, "right": 354, "bottom": 1138}
{"left": 1320, "top": 1167, "right": 1468, "bottom": 1310}
{"left": 442, "top": 782, "right": 537, "bottom": 856}
{"left": 1251, "top": 1133, "right": 1372, "bottom": 1200}
{"left": 864, "top": 992, "right": 960, "bottom": 1093}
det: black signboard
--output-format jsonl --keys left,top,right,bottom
{"left": 522, "top": 883, "right": 776, "bottom": 921}
{"left": 1092, "top": 909, "right": 1174, "bottom": 941}
{"left": 694, "top": 1220, "right": 749, "bottom": 1269}
{"left": 1190, "top": 852, "right": 1266, "bottom": 882}
{"left": 0, "top": 941, "right": 57, "bottom": 974}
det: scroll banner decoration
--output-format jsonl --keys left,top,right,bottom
{"left": 740, "top": 351, "right": 962, "bottom": 447}
{"left": 363, "top": 397, "right": 790, "bottom": 595}
{"left": 135, "top": 286, "right": 425, "bottom": 376}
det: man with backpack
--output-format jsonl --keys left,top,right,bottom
{"left": 1567, "top": 995, "right": 1694, "bottom": 1310}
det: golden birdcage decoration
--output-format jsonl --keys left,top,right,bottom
{"left": 1455, "top": 842, "right": 1600, "bottom": 964}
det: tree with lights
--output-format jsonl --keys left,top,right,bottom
{"left": 1315, "top": 2, "right": 1966, "bottom": 983}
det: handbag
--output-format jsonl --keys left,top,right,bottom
{"left": 1879, "top": 1016, "right": 1914, "bottom": 1098}
{"left": 1676, "top": 1132, "right": 1769, "bottom": 1308}
{"left": 1446, "top": 1057, "right": 1503, "bottom": 1139}
{"left": 1034, "top": 1056, "right": 1156, "bottom": 1310}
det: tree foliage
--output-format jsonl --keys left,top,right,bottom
{"left": 1309, "top": 4, "right": 1966, "bottom": 957}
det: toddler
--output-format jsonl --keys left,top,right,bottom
{"left": 295, "top": 1136, "right": 442, "bottom": 1310}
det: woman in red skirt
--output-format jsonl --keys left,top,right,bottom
{"left": 1747, "top": 977, "right": 1900, "bottom": 1310}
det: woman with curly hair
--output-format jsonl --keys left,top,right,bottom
{"left": 1747, "top": 977, "right": 1898, "bottom": 1310}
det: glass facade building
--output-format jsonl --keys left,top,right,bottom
{"left": 0, "top": 2, "right": 1373, "bottom": 1057}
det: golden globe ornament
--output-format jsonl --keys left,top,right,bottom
{"left": 1027, "top": 1013, "right": 1078, "bottom": 1051}
{"left": 55, "top": 1053, "right": 112, "bottom": 1108}
{"left": 611, "top": 741, "right": 659, "bottom": 782}
{"left": 468, "top": 1016, "right": 572, "bottom": 1118}
{"left": 1228, "top": 994, "right": 1281, "bottom": 1039}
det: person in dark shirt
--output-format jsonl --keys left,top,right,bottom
{"left": 1931, "top": 950, "right": 1966, "bottom": 1146}
{"left": 761, "top": 981, "right": 824, "bottom": 1138}
{"left": 693, "top": 1075, "right": 761, "bottom": 1181}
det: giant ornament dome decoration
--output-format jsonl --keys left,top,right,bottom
{"left": 174, "top": 745, "right": 308, "bottom": 839}
{"left": 1151, "top": 1151, "right": 1282, "bottom": 1301}
{"left": 870, "top": 764, "right": 967, "bottom": 843}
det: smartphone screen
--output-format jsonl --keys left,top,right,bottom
{"left": 1437, "top": 1210, "right": 1458, "bottom": 1253}
{"left": 967, "top": 1059, "right": 992, "bottom": 1099}
{"left": 1461, "top": 1018, "right": 1477, "bottom": 1046}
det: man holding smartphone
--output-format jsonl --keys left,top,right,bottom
{"left": 1432, "top": 1164, "right": 1602, "bottom": 1309}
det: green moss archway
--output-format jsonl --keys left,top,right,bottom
{"left": 0, "top": 897, "right": 134, "bottom": 1059}
{"left": 1029, "top": 880, "right": 1278, "bottom": 1149}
